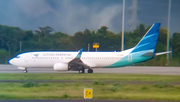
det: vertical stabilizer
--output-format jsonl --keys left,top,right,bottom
{"left": 131, "top": 23, "right": 161, "bottom": 53}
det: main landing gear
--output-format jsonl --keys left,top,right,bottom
{"left": 79, "top": 67, "right": 85, "bottom": 73}
{"left": 24, "top": 68, "right": 28, "bottom": 73}
{"left": 78, "top": 67, "right": 93, "bottom": 73}
{"left": 88, "top": 68, "right": 93, "bottom": 73}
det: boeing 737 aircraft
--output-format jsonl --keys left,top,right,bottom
{"left": 9, "top": 23, "right": 171, "bottom": 73}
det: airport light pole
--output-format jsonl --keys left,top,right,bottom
{"left": 121, "top": 0, "right": 125, "bottom": 51}
{"left": 88, "top": 43, "right": 90, "bottom": 52}
{"left": 167, "top": 0, "right": 171, "bottom": 65}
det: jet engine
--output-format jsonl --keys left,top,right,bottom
{"left": 53, "top": 63, "right": 68, "bottom": 71}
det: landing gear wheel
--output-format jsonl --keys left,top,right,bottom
{"left": 88, "top": 69, "right": 93, "bottom": 73}
{"left": 24, "top": 68, "right": 28, "bottom": 73}
{"left": 78, "top": 66, "right": 85, "bottom": 73}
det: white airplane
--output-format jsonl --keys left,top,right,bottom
{"left": 9, "top": 23, "right": 171, "bottom": 73}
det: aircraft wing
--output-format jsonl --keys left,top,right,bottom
{"left": 68, "top": 48, "right": 90, "bottom": 70}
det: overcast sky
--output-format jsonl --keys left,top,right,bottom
{"left": 0, "top": 0, "right": 179, "bottom": 35}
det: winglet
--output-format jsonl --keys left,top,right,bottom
{"left": 75, "top": 48, "right": 83, "bottom": 59}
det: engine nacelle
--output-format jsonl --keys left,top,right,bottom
{"left": 53, "top": 63, "right": 68, "bottom": 71}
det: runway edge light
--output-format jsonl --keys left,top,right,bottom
{"left": 84, "top": 88, "right": 93, "bottom": 99}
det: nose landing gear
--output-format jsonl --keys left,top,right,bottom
{"left": 24, "top": 68, "right": 28, "bottom": 73}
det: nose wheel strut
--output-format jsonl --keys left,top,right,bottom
{"left": 24, "top": 68, "right": 28, "bottom": 73}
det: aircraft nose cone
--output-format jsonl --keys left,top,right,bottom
{"left": 8, "top": 58, "right": 14, "bottom": 65}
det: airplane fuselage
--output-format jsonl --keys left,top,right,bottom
{"left": 9, "top": 48, "right": 153, "bottom": 68}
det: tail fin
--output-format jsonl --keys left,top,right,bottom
{"left": 131, "top": 23, "right": 161, "bottom": 53}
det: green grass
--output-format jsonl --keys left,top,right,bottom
{"left": 0, "top": 73, "right": 179, "bottom": 100}
{"left": 0, "top": 82, "right": 179, "bottom": 101}
{"left": 0, "top": 73, "right": 179, "bottom": 82}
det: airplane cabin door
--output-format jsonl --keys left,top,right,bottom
{"left": 128, "top": 54, "right": 132, "bottom": 62}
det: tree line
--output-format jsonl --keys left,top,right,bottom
{"left": 0, "top": 24, "right": 179, "bottom": 66}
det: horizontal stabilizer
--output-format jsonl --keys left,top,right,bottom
{"left": 155, "top": 51, "right": 171, "bottom": 56}
{"left": 142, "top": 52, "right": 155, "bottom": 57}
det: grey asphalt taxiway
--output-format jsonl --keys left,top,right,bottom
{"left": 0, "top": 64, "right": 180, "bottom": 75}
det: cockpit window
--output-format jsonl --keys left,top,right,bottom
{"left": 16, "top": 56, "right": 20, "bottom": 58}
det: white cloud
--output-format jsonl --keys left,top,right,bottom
{"left": 15, "top": 0, "right": 53, "bottom": 17}
{"left": 52, "top": 0, "right": 122, "bottom": 34}
{"left": 90, "top": 5, "right": 122, "bottom": 30}
{"left": 1, "top": 0, "right": 179, "bottom": 34}
{"left": 8, "top": 0, "right": 122, "bottom": 34}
